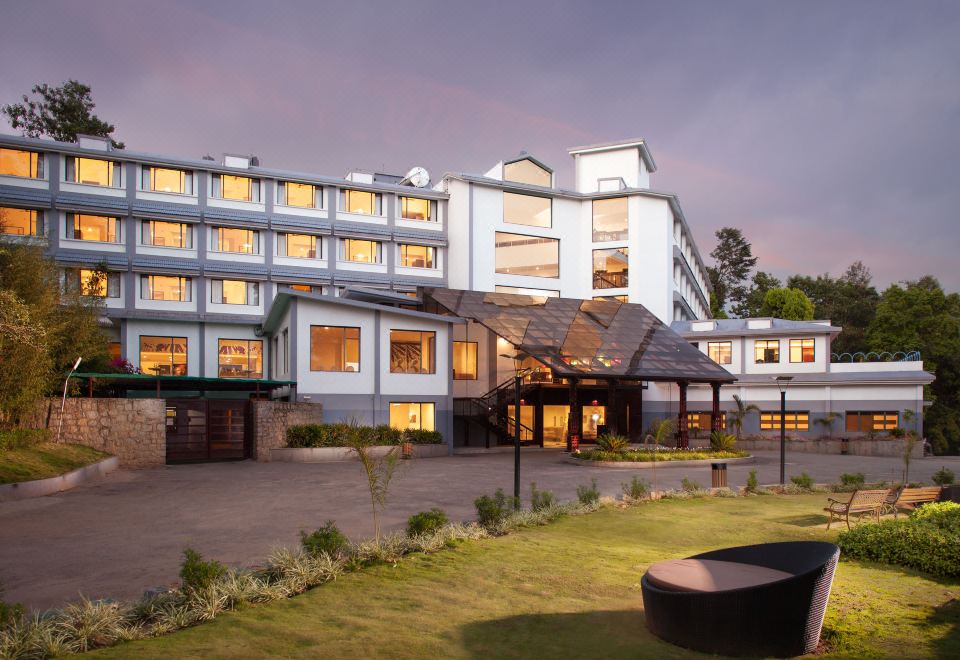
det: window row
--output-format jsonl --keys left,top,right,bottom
{"left": 704, "top": 338, "right": 817, "bottom": 365}
{"left": 308, "top": 326, "right": 439, "bottom": 375}
{"left": 139, "top": 336, "right": 262, "bottom": 378}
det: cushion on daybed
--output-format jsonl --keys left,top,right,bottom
{"left": 645, "top": 559, "right": 793, "bottom": 593}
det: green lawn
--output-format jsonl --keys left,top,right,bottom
{"left": 93, "top": 494, "right": 960, "bottom": 659}
{"left": 0, "top": 443, "right": 109, "bottom": 484}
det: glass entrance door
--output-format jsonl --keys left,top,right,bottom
{"left": 582, "top": 405, "right": 606, "bottom": 440}
{"left": 543, "top": 405, "right": 569, "bottom": 447}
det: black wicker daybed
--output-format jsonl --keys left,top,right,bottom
{"left": 641, "top": 541, "right": 840, "bottom": 657}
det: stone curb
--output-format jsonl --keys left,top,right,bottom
{"left": 271, "top": 444, "right": 449, "bottom": 463}
{"left": 0, "top": 456, "right": 120, "bottom": 503}
{"left": 564, "top": 455, "right": 756, "bottom": 469}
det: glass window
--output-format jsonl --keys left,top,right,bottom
{"left": 400, "top": 197, "right": 432, "bottom": 221}
{"left": 140, "top": 275, "right": 191, "bottom": 302}
{"left": 789, "top": 338, "right": 815, "bottom": 363}
{"left": 687, "top": 412, "right": 726, "bottom": 430}
{"left": 108, "top": 342, "right": 121, "bottom": 362}
{"left": 142, "top": 166, "right": 192, "bottom": 194}
{"left": 67, "top": 268, "right": 120, "bottom": 298}
{"left": 754, "top": 340, "right": 780, "bottom": 364}
{"left": 389, "top": 402, "right": 435, "bottom": 431}
{"left": 592, "top": 247, "right": 629, "bottom": 289}
{"left": 453, "top": 341, "right": 478, "bottom": 380}
{"left": 65, "top": 157, "right": 120, "bottom": 187}
{"left": 310, "top": 326, "right": 360, "bottom": 372}
{"left": 278, "top": 233, "right": 318, "bottom": 258}
{"left": 390, "top": 330, "right": 436, "bottom": 374}
{"left": 399, "top": 244, "right": 434, "bottom": 269}
{"left": 139, "top": 336, "right": 188, "bottom": 376}
{"left": 494, "top": 232, "right": 559, "bottom": 278}
{"left": 141, "top": 220, "right": 192, "bottom": 248}
{"left": 341, "top": 238, "right": 381, "bottom": 264}
{"left": 210, "top": 280, "right": 259, "bottom": 305}
{"left": 503, "top": 159, "right": 551, "bottom": 187}
{"left": 593, "top": 295, "right": 628, "bottom": 302}
{"left": 287, "top": 283, "right": 325, "bottom": 294}
{"left": 0, "top": 148, "right": 42, "bottom": 178}
{"left": 0, "top": 207, "right": 43, "bottom": 236}
{"left": 503, "top": 192, "right": 551, "bottom": 228}
{"left": 495, "top": 286, "right": 560, "bottom": 297}
{"left": 592, "top": 197, "right": 628, "bottom": 242}
{"left": 845, "top": 411, "right": 899, "bottom": 433}
{"left": 278, "top": 181, "right": 318, "bottom": 208}
{"left": 708, "top": 341, "right": 732, "bottom": 365}
{"left": 212, "top": 174, "right": 260, "bottom": 202}
{"left": 218, "top": 339, "right": 263, "bottom": 378}
{"left": 340, "top": 189, "right": 381, "bottom": 215}
{"left": 760, "top": 412, "right": 809, "bottom": 431}
{"left": 68, "top": 213, "right": 119, "bottom": 242}
{"left": 215, "top": 227, "right": 259, "bottom": 254}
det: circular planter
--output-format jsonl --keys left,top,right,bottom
{"left": 564, "top": 454, "right": 755, "bottom": 469}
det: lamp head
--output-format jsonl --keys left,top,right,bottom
{"left": 773, "top": 375, "right": 794, "bottom": 393}
{"left": 72, "top": 356, "right": 83, "bottom": 371}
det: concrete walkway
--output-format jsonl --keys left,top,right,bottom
{"left": 1, "top": 450, "right": 957, "bottom": 610}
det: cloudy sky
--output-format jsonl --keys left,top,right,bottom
{"left": 2, "top": 0, "right": 958, "bottom": 290}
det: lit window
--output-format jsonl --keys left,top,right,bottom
{"left": 140, "top": 275, "right": 191, "bottom": 302}
{"left": 399, "top": 244, "right": 434, "bottom": 269}
{"left": 503, "top": 159, "right": 551, "bottom": 187}
{"left": 592, "top": 247, "right": 629, "bottom": 289}
{"left": 0, "top": 207, "right": 43, "bottom": 236}
{"left": 340, "top": 189, "right": 381, "bottom": 215}
{"left": 218, "top": 339, "right": 263, "bottom": 378}
{"left": 139, "top": 336, "right": 187, "bottom": 376}
{"left": 708, "top": 341, "right": 732, "bottom": 365}
{"left": 68, "top": 214, "right": 120, "bottom": 242}
{"left": 67, "top": 268, "right": 120, "bottom": 298}
{"left": 390, "top": 330, "right": 436, "bottom": 374}
{"left": 494, "top": 232, "right": 559, "bottom": 278}
{"left": 341, "top": 238, "right": 381, "bottom": 264}
{"left": 593, "top": 295, "right": 628, "bottom": 302}
{"left": 789, "top": 338, "right": 815, "bottom": 363}
{"left": 211, "top": 279, "right": 259, "bottom": 305}
{"left": 592, "top": 197, "right": 628, "bottom": 242}
{"left": 687, "top": 412, "right": 726, "bottom": 430}
{"left": 141, "top": 220, "right": 192, "bottom": 248}
{"left": 310, "top": 326, "right": 360, "bottom": 372}
{"left": 400, "top": 197, "right": 432, "bottom": 221}
{"left": 212, "top": 174, "right": 260, "bottom": 202}
{"left": 453, "top": 341, "right": 478, "bottom": 380}
{"left": 215, "top": 227, "right": 259, "bottom": 254}
{"left": 279, "top": 181, "right": 317, "bottom": 208}
{"left": 287, "top": 284, "right": 324, "bottom": 294}
{"left": 108, "top": 342, "right": 121, "bottom": 361}
{"left": 845, "top": 411, "right": 899, "bottom": 433}
{"left": 65, "top": 157, "right": 120, "bottom": 187}
{"left": 0, "top": 148, "right": 42, "bottom": 178}
{"left": 503, "top": 192, "right": 551, "bottom": 228}
{"left": 760, "top": 412, "right": 809, "bottom": 431}
{"left": 141, "top": 166, "right": 192, "bottom": 194}
{"left": 754, "top": 340, "right": 780, "bottom": 364}
{"left": 278, "top": 233, "right": 318, "bottom": 258}
{"left": 389, "top": 402, "right": 435, "bottom": 431}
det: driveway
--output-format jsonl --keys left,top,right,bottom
{"left": 1, "top": 449, "right": 956, "bottom": 610}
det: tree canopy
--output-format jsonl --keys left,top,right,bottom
{"left": 707, "top": 227, "right": 757, "bottom": 315}
{"left": 759, "top": 287, "right": 815, "bottom": 320}
{"left": 788, "top": 261, "right": 879, "bottom": 354}
{"left": 732, "top": 271, "right": 782, "bottom": 318}
{"left": 2, "top": 80, "right": 123, "bottom": 148}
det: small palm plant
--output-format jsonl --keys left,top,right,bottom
{"left": 596, "top": 433, "right": 630, "bottom": 452}
{"left": 645, "top": 418, "right": 676, "bottom": 496}
{"left": 728, "top": 394, "right": 760, "bottom": 441}
{"left": 813, "top": 412, "right": 839, "bottom": 440}
{"left": 710, "top": 430, "right": 737, "bottom": 451}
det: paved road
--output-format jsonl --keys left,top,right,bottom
{"left": 1, "top": 450, "right": 957, "bottom": 610}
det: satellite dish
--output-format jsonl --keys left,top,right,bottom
{"left": 401, "top": 166, "right": 430, "bottom": 188}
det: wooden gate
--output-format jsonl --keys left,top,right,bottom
{"left": 165, "top": 399, "right": 249, "bottom": 463}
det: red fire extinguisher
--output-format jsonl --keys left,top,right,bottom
{"left": 571, "top": 434, "right": 580, "bottom": 452}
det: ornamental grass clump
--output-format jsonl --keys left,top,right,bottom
{"left": 789, "top": 472, "right": 816, "bottom": 492}
{"left": 709, "top": 430, "right": 737, "bottom": 451}
{"left": 529, "top": 482, "right": 556, "bottom": 511}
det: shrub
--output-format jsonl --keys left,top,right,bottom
{"left": 837, "top": 519, "right": 960, "bottom": 578}
{"left": 681, "top": 477, "right": 705, "bottom": 493}
{"left": 889, "top": 427, "right": 906, "bottom": 438}
{"left": 622, "top": 476, "right": 649, "bottom": 500}
{"left": 285, "top": 423, "right": 442, "bottom": 448}
{"left": 475, "top": 488, "right": 516, "bottom": 528}
{"left": 710, "top": 430, "right": 737, "bottom": 451}
{"left": 402, "top": 429, "right": 443, "bottom": 445}
{"left": 910, "top": 501, "right": 960, "bottom": 533}
{"left": 840, "top": 472, "right": 866, "bottom": 487}
{"left": 300, "top": 521, "right": 349, "bottom": 557}
{"left": 530, "top": 482, "right": 555, "bottom": 511}
{"left": 180, "top": 548, "right": 226, "bottom": 591}
{"left": 790, "top": 472, "right": 815, "bottom": 491}
{"left": 406, "top": 508, "right": 449, "bottom": 537}
{"left": 745, "top": 469, "right": 759, "bottom": 494}
{"left": 932, "top": 466, "right": 955, "bottom": 486}
{"left": 596, "top": 434, "right": 630, "bottom": 452}
{"left": 0, "top": 428, "right": 49, "bottom": 451}
{"left": 0, "top": 583, "right": 23, "bottom": 631}
{"left": 576, "top": 478, "right": 600, "bottom": 505}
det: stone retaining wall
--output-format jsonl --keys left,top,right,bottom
{"left": 736, "top": 437, "right": 924, "bottom": 458}
{"left": 45, "top": 398, "right": 166, "bottom": 468}
{"left": 251, "top": 401, "right": 324, "bottom": 462}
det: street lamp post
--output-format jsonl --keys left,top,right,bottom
{"left": 57, "top": 357, "right": 83, "bottom": 443}
{"left": 774, "top": 376, "right": 793, "bottom": 485}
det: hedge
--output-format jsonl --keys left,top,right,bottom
{"left": 0, "top": 428, "right": 50, "bottom": 452}
{"left": 286, "top": 423, "right": 442, "bottom": 448}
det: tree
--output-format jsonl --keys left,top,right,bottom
{"left": 759, "top": 287, "right": 815, "bottom": 320}
{"left": 732, "top": 271, "right": 782, "bottom": 318}
{"left": 707, "top": 227, "right": 757, "bottom": 315}
{"left": 728, "top": 394, "right": 760, "bottom": 441}
{"left": 344, "top": 425, "right": 402, "bottom": 544}
{"left": 788, "top": 261, "right": 879, "bottom": 354}
{"left": 2, "top": 80, "right": 123, "bottom": 148}
{"left": 813, "top": 412, "right": 839, "bottom": 440}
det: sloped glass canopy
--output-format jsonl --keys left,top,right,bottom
{"left": 424, "top": 288, "right": 736, "bottom": 383}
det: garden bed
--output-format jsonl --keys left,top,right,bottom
{"left": 0, "top": 453, "right": 118, "bottom": 502}
{"left": 567, "top": 448, "right": 753, "bottom": 469}
{"left": 0, "top": 442, "right": 111, "bottom": 485}
{"left": 272, "top": 444, "right": 449, "bottom": 462}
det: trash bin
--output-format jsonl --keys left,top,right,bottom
{"left": 711, "top": 462, "right": 728, "bottom": 488}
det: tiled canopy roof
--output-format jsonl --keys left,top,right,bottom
{"left": 425, "top": 288, "right": 735, "bottom": 383}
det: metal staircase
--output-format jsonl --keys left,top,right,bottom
{"left": 454, "top": 371, "right": 537, "bottom": 447}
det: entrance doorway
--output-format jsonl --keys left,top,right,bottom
{"left": 582, "top": 405, "right": 606, "bottom": 439}
{"left": 165, "top": 399, "right": 249, "bottom": 463}
{"left": 543, "top": 405, "right": 569, "bottom": 447}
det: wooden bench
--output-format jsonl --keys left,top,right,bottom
{"left": 824, "top": 489, "right": 890, "bottom": 530}
{"left": 889, "top": 486, "right": 942, "bottom": 518}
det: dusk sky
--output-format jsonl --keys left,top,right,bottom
{"left": 2, "top": 0, "right": 958, "bottom": 290}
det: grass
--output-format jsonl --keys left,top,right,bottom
{"left": 0, "top": 443, "right": 109, "bottom": 484}
{"left": 89, "top": 494, "right": 960, "bottom": 659}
